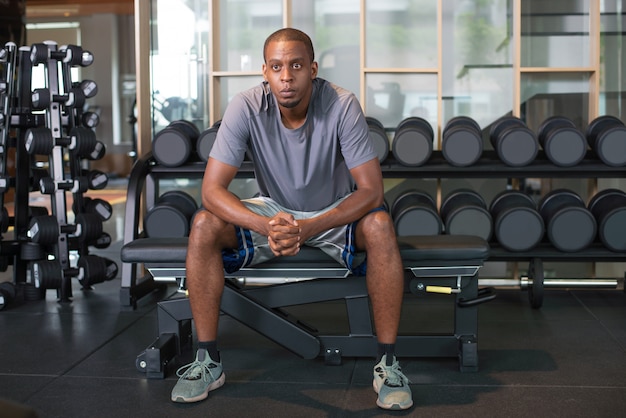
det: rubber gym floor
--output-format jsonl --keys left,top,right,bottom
{"left": 1, "top": 178, "right": 626, "bottom": 418}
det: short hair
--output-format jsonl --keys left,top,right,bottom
{"left": 263, "top": 28, "right": 315, "bottom": 63}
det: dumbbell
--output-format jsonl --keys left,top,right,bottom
{"left": 144, "top": 190, "right": 198, "bottom": 237}
{"left": 80, "top": 169, "right": 109, "bottom": 190}
{"left": 81, "top": 111, "right": 100, "bottom": 128}
{"left": 197, "top": 120, "right": 221, "bottom": 162}
{"left": 27, "top": 213, "right": 103, "bottom": 245}
{"left": 588, "top": 188, "right": 626, "bottom": 252}
{"left": 537, "top": 116, "right": 587, "bottom": 167}
{"left": 77, "top": 255, "right": 118, "bottom": 287}
{"left": 28, "top": 256, "right": 117, "bottom": 290}
{"left": 25, "top": 126, "right": 103, "bottom": 158}
{"left": 440, "top": 189, "right": 492, "bottom": 240}
{"left": 585, "top": 115, "right": 626, "bottom": 167}
{"left": 538, "top": 189, "right": 596, "bottom": 252}
{"left": 30, "top": 43, "right": 94, "bottom": 66}
{"left": 366, "top": 117, "right": 389, "bottom": 163}
{"left": 75, "top": 197, "right": 113, "bottom": 221}
{"left": 390, "top": 190, "right": 442, "bottom": 236}
{"left": 442, "top": 116, "right": 483, "bottom": 167}
{"left": 391, "top": 117, "right": 433, "bottom": 167}
{"left": 0, "top": 282, "right": 16, "bottom": 311}
{"left": 31, "top": 80, "right": 97, "bottom": 110}
{"left": 490, "top": 190, "right": 544, "bottom": 251}
{"left": 489, "top": 116, "right": 538, "bottom": 166}
{"left": 152, "top": 120, "right": 201, "bottom": 167}
{"left": 38, "top": 177, "right": 89, "bottom": 194}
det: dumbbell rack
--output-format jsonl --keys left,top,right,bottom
{"left": 120, "top": 148, "right": 626, "bottom": 309}
{"left": 0, "top": 40, "right": 116, "bottom": 309}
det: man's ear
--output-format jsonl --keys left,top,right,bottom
{"left": 262, "top": 63, "right": 268, "bottom": 81}
{"left": 311, "top": 61, "right": 318, "bottom": 79}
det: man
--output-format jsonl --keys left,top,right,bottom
{"left": 171, "top": 28, "right": 412, "bottom": 411}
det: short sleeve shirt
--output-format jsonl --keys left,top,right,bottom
{"left": 209, "top": 78, "right": 376, "bottom": 211}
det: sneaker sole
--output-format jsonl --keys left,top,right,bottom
{"left": 372, "top": 379, "right": 413, "bottom": 410}
{"left": 171, "top": 372, "right": 226, "bottom": 403}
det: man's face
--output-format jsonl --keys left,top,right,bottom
{"left": 262, "top": 40, "right": 318, "bottom": 110}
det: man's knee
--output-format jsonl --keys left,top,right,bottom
{"left": 190, "top": 209, "right": 235, "bottom": 247}
{"left": 359, "top": 210, "right": 397, "bottom": 241}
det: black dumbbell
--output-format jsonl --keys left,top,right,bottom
{"left": 153, "top": 120, "right": 200, "bottom": 167}
{"left": 28, "top": 213, "right": 103, "bottom": 245}
{"left": 144, "top": 190, "right": 198, "bottom": 238}
{"left": 81, "top": 111, "right": 100, "bottom": 128}
{"left": 392, "top": 117, "right": 433, "bottom": 167}
{"left": 537, "top": 116, "right": 587, "bottom": 167}
{"left": 39, "top": 177, "right": 89, "bottom": 194}
{"left": 78, "top": 255, "right": 118, "bottom": 287}
{"left": 197, "top": 120, "right": 221, "bottom": 162}
{"left": 538, "top": 189, "right": 596, "bottom": 252}
{"left": 31, "top": 88, "right": 76, "bottom": 109}
{"left": 390, "top": 189, "right": 442, "bottom": 236}
{"left": 442, "top": 116, "right": 483, "bottom": 167}
{"left": 28, "top": 260, "right": 64, "bottom": 289}
{"left": 73, "top": 197, "right": 113, "bottom": 221}
{"left": 585, "top": 115, "right": 626, "bottom": 167}
{"left": 490, "top": 190, "right": 544, "bottom": 251}
{"left": 366, "top": 117, "right": 389, "bottom": 163}
{"left": 440, "top": 189, "right": 492, "bottom": 240}
{"left": 489, "top": 116, "right": 538, "bottom": 167}
{"left": 0, "top": 281, "right": 16, "bottom": 311}
{"left": 30, "top": 43, "right": 93, "bottom": 66}
{"left": 588, "top": 188, "right": 626, "bottom": 252}
{"left": 25, "top": 126, "right": 100, "bottom": 157}
{"left": 80, "top": 169, "right": 109, "bottom": 190}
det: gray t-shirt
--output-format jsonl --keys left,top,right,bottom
{"left": 209, "top": 78, "right": 376, "bottom": 211}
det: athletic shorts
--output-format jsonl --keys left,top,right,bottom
{"left": 222, "top": 195, "right": 383, "bottom": 275}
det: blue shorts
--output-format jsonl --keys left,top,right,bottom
{"left": 222, "top": 195, "right": 384, "bottom": 275}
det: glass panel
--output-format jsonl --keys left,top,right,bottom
{"left": 218, "top": 0, "right": 282, "bottom": 72}
{"left": 521, "top": 0, "right": 590, "bottom": 68}
{"left": 217, "top": 75, "right": 264, "bottom": 119}
{"left": 520, "top": 73, "right": 590, "bottom": 131}
{"left": 365, "top": 73, "right": 437, "bottom": 131}
{"left": 442, "top": 0, "right": 513, "bottom": 129}
{"left": 365, "top": 0, "right": 438, "bottom": 69}
{"left": 293, "top": 0, "right": 361, "bottom": 96}
{"left": 600, "top": 0, "right": 626, "bottom": 120}
{"left": 151, "top": 0, "right": 209, "bottom": 132}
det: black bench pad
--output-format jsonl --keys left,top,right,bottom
{"left": 121, "top": 235, "right": 489, "bottom": 269}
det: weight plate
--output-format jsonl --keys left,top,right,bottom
{"left": 528, "top": 258, "right": 544, "bottom": 309}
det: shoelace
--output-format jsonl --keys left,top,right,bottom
{"left": 176, "top": 360, "right": 216, "bottom": 382}
{"left": 377, "top": 362, "right": 411, "bottom": 388}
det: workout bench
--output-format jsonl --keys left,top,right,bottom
{"left": 121, "top": 234, "right": 492, "bottom": 378}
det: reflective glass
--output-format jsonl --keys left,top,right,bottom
{"left": 441, "top": 0, "right": 513, "bottom": 129}
{"left": 599, "top": 0, "right": 626, "bottom": 120}
{"left": 217, "top": 76, "right": 264, "bottom": 119}
{"left": 293, "top": 0, "right": 361, "bottom": 96}
{"left": 151, "top": 0, "right": 209, "bottom": 132}
{"left": 218, "top": 0, "right": 282, "bottom": 72}
{"left": 520, "top": 73, "right": 590, "bottom": 131}
{"left": 521, "top": 0, "right": 590, "bottom": 67}
{"left": 365, "top": 0, "right": 438, "bottom": 69}
{"left": 365, "top": 73, "right": 437, "bottom": 130}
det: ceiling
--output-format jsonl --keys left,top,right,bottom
{"left": 26, "top": 0, "right": 134, "bottom": 19}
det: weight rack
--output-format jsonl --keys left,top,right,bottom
{"left": 0, "top": 40, "right": 117, "bottom": 309}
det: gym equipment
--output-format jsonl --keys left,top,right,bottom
{"left": 0, "top": 281, "right": 16, "bottom": 310}
{"left": 391, "top": 117, "right": 433, "bottom": 166}
{"left": 82, "top": 169, "right": 109, "bottom": 190}
{"left": 490, "top": 190, "right": 544, "bottom": 252}
{"left": 440, "top": 189, "right": 492, "bottom": 240}
{"left": 28, "top": 255, "right": 118, "bottom": 290}
{"left": 25, "top": 126, "right": 101, "bottom": 157}
{"left": 38, "top": 176, "right": 89, "bottom": 194}
{"left": 27, "top": 213, "right": 103, "bottom": 245}
{"left": 442, "top": 116, "right": 483, "bottom": 167}
{"left": 588, "top": 188, "right": 626, "bottom": 252}
{"left": 538, "top": 189, "right": 596, "bottom": 252}
{"left": 585, "top": 115, "right": 626, "bottom": 167}
{"left": 196, "top": 120, "right": 221, "bottom": 162}
{"left": 489, "top": 116, "right": 538, "bottom": 166}
{"left": 123, "top": 234, "right": 492, "bottom": 377}
{"left": 152, "top": 119, "right": 200, "bottom": 167}
{"left": 390, "top": 190, "right": 442, "bottom": 236}
{"left": 144, "top": 190, "right": 198, "bottom": 238}
{"left": 30, "top": 43, "right": 94, "bottom": 67}
{"left": 78, "top": 197, "right": 113, "bottom": 221}
{"left": 366, "top": 116, "right": 389, "bottom": 163}
{"left": 537, "top": 116, "right": 587, "bottom": 167}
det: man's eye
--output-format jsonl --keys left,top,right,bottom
{"left": 272, "top": 65, "right": 281, "bottom": 71}
{"left": 292, "top": 63, "right": 302, "bottom": 69}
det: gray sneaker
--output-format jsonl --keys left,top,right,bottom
{"left": 372, "top": 354, "right": 413, "bottom": 410}
{"left": 171, "top": 349, "right": 225, "bottom": 403}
